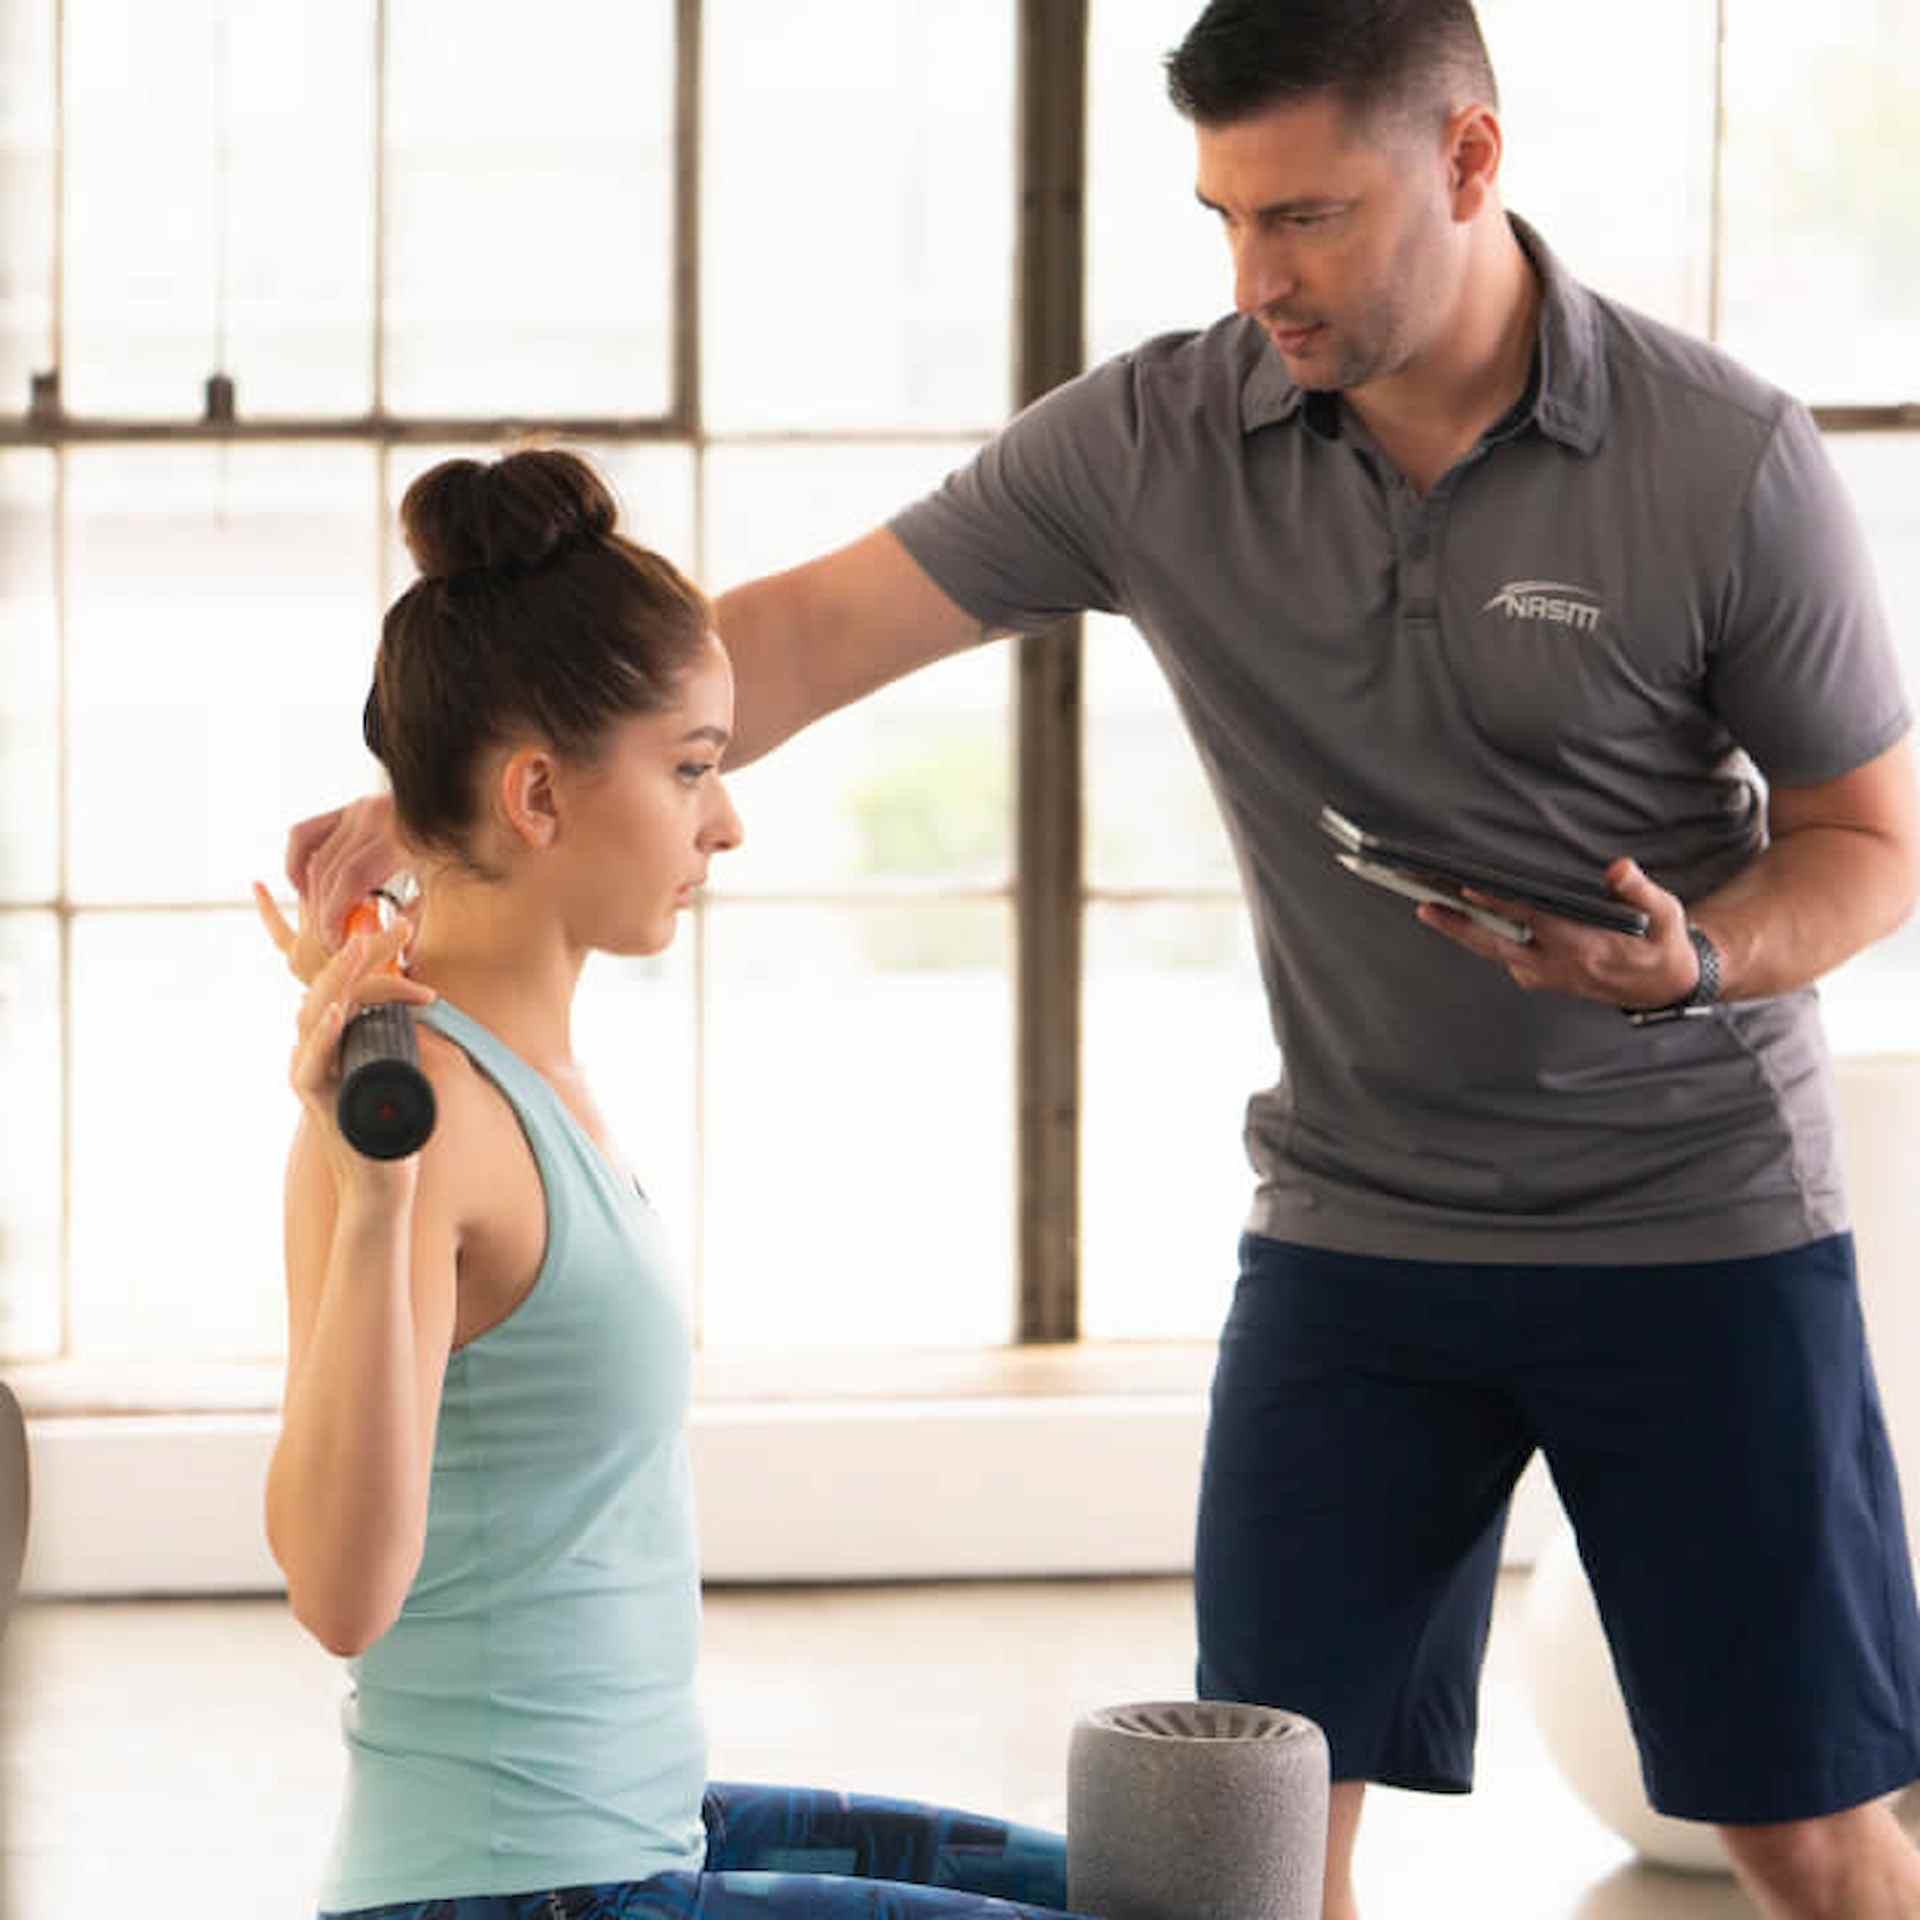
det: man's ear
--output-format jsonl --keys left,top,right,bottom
{"left": 497, "top": 746, "right": 562, "bottom": 850}
{"left": 1446, "top": 103, "right": 1504, "bottom": 221}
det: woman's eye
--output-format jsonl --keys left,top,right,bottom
{"left": 677, "top": 761, "right": 715, "bottom": 783}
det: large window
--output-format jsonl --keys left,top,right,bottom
{"left": 0, "top": 0, "right": 1018, "bottom": 1371}
{"left": 1, "top": 2, "right": 1915, "bottom": 1376}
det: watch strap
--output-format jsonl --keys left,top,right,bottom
{"left": 1623, "top": 925, "right": 1722, "bottom": 1026}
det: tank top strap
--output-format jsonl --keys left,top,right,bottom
{"left": 415, "top": 998, "right": 619, "bottom": 1212}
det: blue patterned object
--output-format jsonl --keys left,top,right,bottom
{"left": 321, "top": 1782, "right": 1084, "bottom": 1919}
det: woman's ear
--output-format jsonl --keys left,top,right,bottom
{"left": 496, "top": 746, "right": 562, "bottom": 850}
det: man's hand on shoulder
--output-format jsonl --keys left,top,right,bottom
{"left": 1415, "top": 859, "right": 1701, "bottom": 1011}
{"left": 285, "top": 792, "right": 405, "bottom": 947}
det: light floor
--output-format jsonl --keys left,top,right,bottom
{"left": 0, "top": 1572, "right": 1866, "bottom": 1918}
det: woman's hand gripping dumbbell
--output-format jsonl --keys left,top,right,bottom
{"left": 254, "top": 883, "right": 439, "bottom": 1162}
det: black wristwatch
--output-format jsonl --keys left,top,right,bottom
{"left": 1624, "top": 925, "right": 1723, "bottom": 1026}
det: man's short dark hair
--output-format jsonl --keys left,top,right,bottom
{"left": 1166, "top": 0, "right": 1499, "bottom": 134}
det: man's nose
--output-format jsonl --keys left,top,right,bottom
{"left": 1233, "top": 233, "right": 1298, "bottom": 317}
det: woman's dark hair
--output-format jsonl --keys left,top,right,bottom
{"left": 366, "top": 448, "right": 710, "bottom": 867}
{"left": 1166, "top": 0, "right": 1498, "bottom": 134}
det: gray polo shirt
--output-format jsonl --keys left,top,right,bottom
{"left": 890, "top": 216, "right": 1909, "bottom": 1264}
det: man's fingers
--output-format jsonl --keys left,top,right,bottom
{"left": 313, "top": 833, "right": 403, "bottom": 945}
{"left": 285, "top": 807, "right": 345, "bottom": 896}
{"left": 1606, "top": 858, "right": 1685, "bottom": 930}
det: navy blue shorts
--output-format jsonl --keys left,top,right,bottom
{"left": 1195, "top": 1231, "right": 1920, "bottom": 1825}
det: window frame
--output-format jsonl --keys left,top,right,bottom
{"left": 1, "top": 0, "right": 1915, "bottom": 1388}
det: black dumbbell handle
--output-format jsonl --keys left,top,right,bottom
{"left": 337, "top": 1001, "right": 436, "bottom": 1160}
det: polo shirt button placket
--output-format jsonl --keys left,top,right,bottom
{"left": 1401, "top": 509, "right": 1439, "bottom": 628}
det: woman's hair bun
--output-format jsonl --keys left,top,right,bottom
{"left": 400, "top": 448, "right": 619, "bottom": 584}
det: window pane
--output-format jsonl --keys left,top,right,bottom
{"left": 703, "top": 0, "right": 1015, "bottom": 432}
{"left": 0, "top": 0, "right": 55, "bottom": 415}
{"left": 70, "top": 909, "right": 291, "bottom": 1359}
{"left": 1720, "top": 3, "right": 1920, "bottom": 404}
{"left": 1814, "top": 431, "right": 1920, "bottom": 1054}
{"left": 0, "top": 451, "right": 57, "bottom": 902}
{"left": 220, "top": 2, "right": 377, "bottom": 416}
{"left": 384, "top": 0, "right": 675, "bottom": 418}
{"left": 64, "top": 0, "right": 376, "bottom": 418}
{"left": 704, "top": 443, "right": 1010, "bottom": 895}
{"left": 65, "top": 445, "right": 381, "bottom": 904}
{"left": 1476, "top": 0, "right": 1715, "bottom": 333}
{"left": 1087, "top": 0, "right": 1237, "bottom": 363}
{"left": 382, "top": 441, "right": 696, "bottom": 602}
{"left": 702, "top": 901, "right": 1014, "bottom": 1350}
{"left": 0, "top": 911, "right": 61, "bottom": 1360}
{"left": 573, "top": 941, "right": 699, "bottom": 1317}
{"left": 1085, "top": 613, "right": 1240, "bottom": 893}
{"left": 1081, "top": 902, "right": 1269, "bottom": 1341}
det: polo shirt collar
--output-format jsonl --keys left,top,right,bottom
{"left": 1236, "top": 211, "right": 1609, "bottom": 455}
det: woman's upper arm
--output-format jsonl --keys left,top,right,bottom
{"left": 279, "top": 1036, "right": 471, "bottom": 1433}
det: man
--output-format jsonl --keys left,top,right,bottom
{"left": 291, "top": 3, "right": 1920, "bottom": 1913}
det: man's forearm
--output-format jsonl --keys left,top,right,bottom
{"left": 712, "top": 569, "right": 832, "bottom": 772}
{"left": 1692, "top": 824, "right": 1919, "bottom": 1002}
{"left": 712, "top": 529, "right": 990, "bottom": 772}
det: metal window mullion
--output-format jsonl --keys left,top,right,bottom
{"left": 674, "top": 0, "right": 703, "bottom": 439}
{"left": 372, "top": 0, "right": 388, "bottom": 417}
{"left": 1707, "top": 0, "right": 1728, "bottom": 346}
{"left": 53, "top": 444, "right": 73, "bottom": 1361}
{"left": 1812, "top": 407, "right": 1920, "bottom": 432}
{"left": 1013, "top": 0, "right": 1088, "bottom": 1346}
{"left": 50, "top": 0, "right": 66, "bottom": 396}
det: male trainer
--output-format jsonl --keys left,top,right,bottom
{"left": 290, "top": 4, "right": 1920, "bottom": 1913}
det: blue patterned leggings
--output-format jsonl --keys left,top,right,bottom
{"left": 321, "top": 1782, "right": 1088, "bottom": 1918}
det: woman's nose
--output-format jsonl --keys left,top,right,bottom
{"left": 705, "top": 782, "right": 744, "bottom": 853}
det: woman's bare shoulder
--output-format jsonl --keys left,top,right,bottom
{"left": 412, "top": 1025, "right": 538, "bottom": 1220}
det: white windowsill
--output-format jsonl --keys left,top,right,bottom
{"left": 8, "top": 1340, "right": 1564, "bottom": 1597}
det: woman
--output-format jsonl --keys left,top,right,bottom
{"left": 257, "top": 450, "right": 1084, "bottom": 1920}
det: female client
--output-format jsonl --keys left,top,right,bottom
{"left": 258, "top": 449, "right": 1087, "bottom": 1920}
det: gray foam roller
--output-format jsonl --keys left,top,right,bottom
{"left": 1067, "top": 1700, "right": 1329, "bottom": 1920}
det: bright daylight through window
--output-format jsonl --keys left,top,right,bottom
{"left": 0, "top": 0, "right": 1915, "bottom": 1374}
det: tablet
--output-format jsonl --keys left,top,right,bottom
{"left": 1319, "top": 805, "right": 1652, "bottom": 940}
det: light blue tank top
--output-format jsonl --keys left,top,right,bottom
{"left": 318, "top": 999, "right": 707, "bottom": 1911}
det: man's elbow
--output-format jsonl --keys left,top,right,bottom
{"left": 1883, "top": 826, "right": 1920, "bottom": 936}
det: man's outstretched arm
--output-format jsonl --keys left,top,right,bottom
{"left": 715, "top": 526, "right": 989, "bottom": 770}
{"left": 287, "top": 528, "right": 988, "bottom": 935}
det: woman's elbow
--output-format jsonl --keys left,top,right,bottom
{"left": 270, "top": 1522, "right": 404, "bottom": 1657}
{"left": 288, "top": 1582, "right": 398, "bottom": 1659}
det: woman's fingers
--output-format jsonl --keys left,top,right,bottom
{"left": 297, "top": 932, "right": 369, "bottom": 1042}
{"left": 254, "top": 880, "right": 339, "bottom": 986}
{"left": 299, "top": 924, "right": 432, "bottom": 1030}
{"left": 289, "top": 926, "right": 435, "bottom": 1105}
{"left": 252, "top": 881, "right": 296, "bottom": 958}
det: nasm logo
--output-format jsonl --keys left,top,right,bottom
{"left": 1482, "top": 579, "right": 1604, "bottom": 633}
